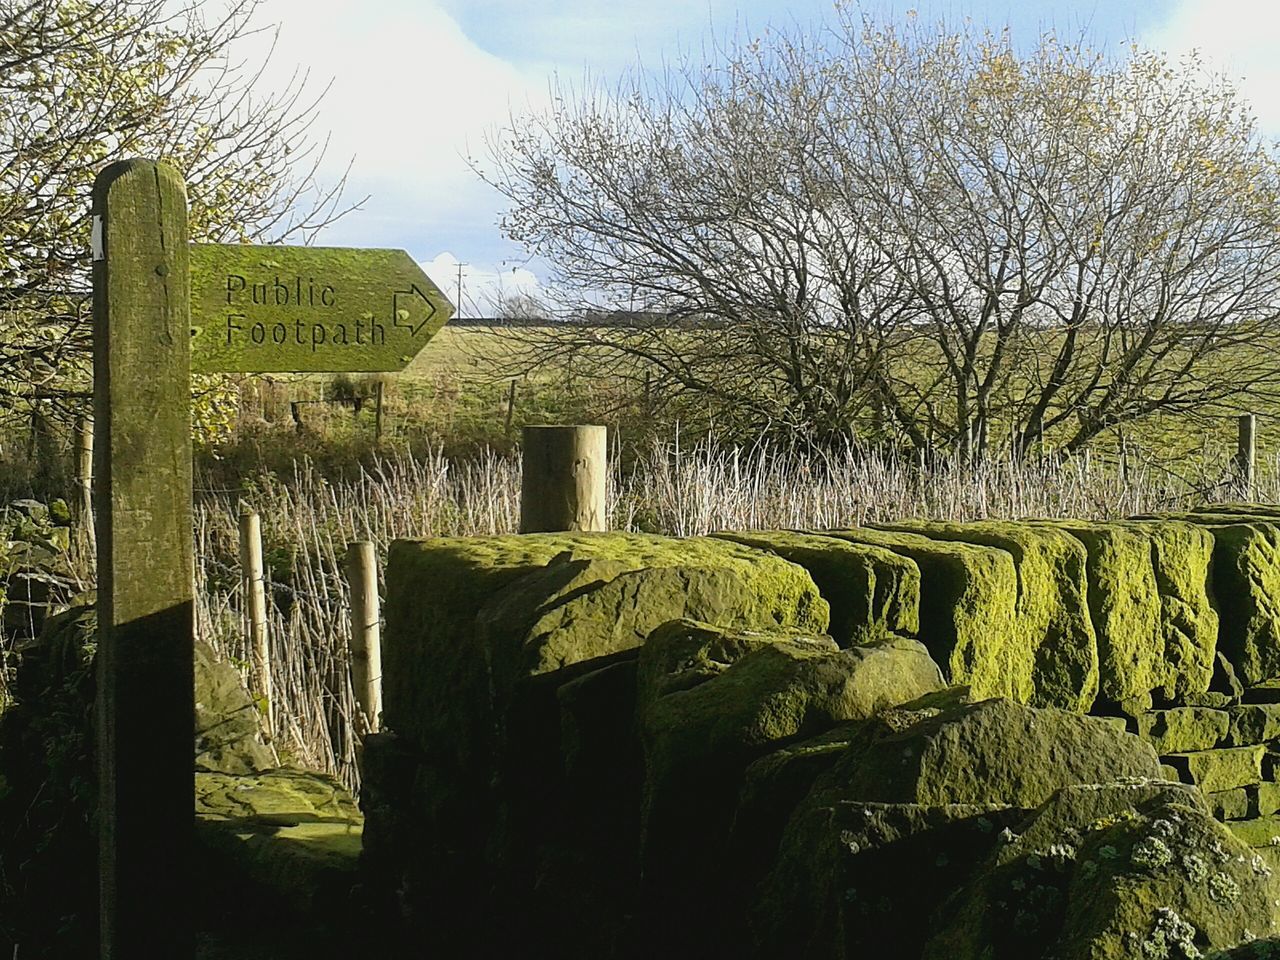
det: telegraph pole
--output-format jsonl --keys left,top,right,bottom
{"left": 456, "top": 261, "right": 467, "bottom": 321}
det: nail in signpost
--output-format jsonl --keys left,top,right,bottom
{"left": 92, "top": 158, "right": 453, "bottom": 958}
{"left": 189, "top": 244, "right": 453, "bottom": 373}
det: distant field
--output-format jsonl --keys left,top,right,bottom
{"left": 220, "top": 321, "right": 1280, "bottom": 486}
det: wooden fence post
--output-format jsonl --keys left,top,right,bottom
{"left": 92, "top": 157, "right": 193, "bottom": 959}
{"left": 1238, "top": 413, "right": 1257, "bottom": 498}
{"left": 74, "top": 415, "right": 95, "bottom": 553}
{"left": 345, "top": 540, "right": 382, "bottom": 732}
{"left": 505, "top": 379, "right": 517, "bottom": 437}
{"left": 519, "top": 425, "right": 608, "bottom": 532}
{"left": 239, "top": 508, "right": 272, "bottom": 735}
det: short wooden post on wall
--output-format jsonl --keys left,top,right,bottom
{"left": 1238, "top": 413, "right": 1257, "bottom": 498}
{"left": 239, "top": 508, "right": 273, "bottom": 735}
{"left": 345, "top": 540, "right": 382, "bottom": 732}
{"left": 92, "top": 158, "right": 194, "bottom": 959}
{"left": 519, "top": 424, "right": 608, "bottom": 533}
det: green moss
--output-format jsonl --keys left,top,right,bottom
{"left": 1134, "top": 514, "right": 1280, "bottom": 686}
{"left": 814, "top": 699, "right": 1163, "bottom": 808}
{"left": 636, "top": 621, "right": 944, "bottom": 951}
{"left": 924, "top": 783, "right": 1209, "bottom": 960}
{"left": 713, "top": 530, "right": 920, "bottom": 646}
{"left": 822, "top": 527, "right": 1023, "bottom": 702}
{"left": 195, "top": 769, "right": 362, "bottom": 827}
{"left": 1227, "top": 704, "right": 1280, "bottom": 746}
{"left": 1134, "top": 708, "right": 1230, "bottom": 755}
{"left": 383, "top": 532, "right": 829, "bottom": 756}
{"left": 1162, "top": 745, "right": 1265, "bottom": 793}
{"left": 1226, "top": 815, "right": 1280, "bottom": 847}
{"left": 195, "top": 770, "right": 363, "bottom": 921}
{"left": 1191, "top": 502, "right": 1280, "bottom": 521}
{"left": 1206, "top": 521, "right": 1280, "bottom": 686}
{"left": 1034, "top": 521, "right": 1162, "bottom": 705}
{"left": 1207, "top": 787, "right": 1252, "bottom": 821}
{"left": 758, "top": 800, "right": 1023, "bottom": 960}
{"left": 1125, "top": 521, "right": 1219, "bottom": 699}
{"left": 1258, "top": 783, "right": 1280, "bottom": 817}
{"left": 873, "top": 520, "right": 1098, "bottom": 712}
{"left": 1055, "top": 802, "right": 1280, "bottom": 957}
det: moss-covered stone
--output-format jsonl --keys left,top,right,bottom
{"left": 194, "top": 640, "right": 276, "bottom": 775}
{"left": 638, "top": 621, "right": 943, "bottom": 864}
{"left": 1228, "top": 704, "right": 1280, "bottom": 746}
{"left": 1036, "top": 520, "right": 1217, "bottom": 703}
{"left": 637, "top": 619, "right": 943, "bottom": 956}
{"left": 196, "top": 769, "right": 363, "bottom": 925}
{"left": 1163, "top": 744, "right": 1265, "bottom": 793}
{"left": 383, "top": 533, "right": 828, "bottom": 756}
{"left": 1259, "top": 783, "right": 1280, "bottom": 818}
{"left": 712, "top": 530, "right": 920, "bottom": 645}
{"left": 1212, "top": 938, "right": 1280, "bottom": 959}
{"left": 1134, "top": 707, "right": 1229, "bottom": 754}
{"left": 1226, "top": 815, "right": 1280, "bottom": 847}
{"left": 1209, "top": 787, "right": 1253, "bottom": 821}
{"left": 823, "top": 527, "right": 1023, "bottom": 702}
{"left": 1120, "top": 520, "right": 1219, "bottom": 700}
{"left": 1034, "top": 520, "right": 1162, "bottom": 705}
{"left": 729, "top": 722, "right": 867, "bottom": 879}
{"left": 874, "top": 520, "right": 1098, "bottom": 712}
{"left": 1192, "top": 503, "right": 1280, "bottom": 521}
{"left": 196, "top": 769, "right": 362, "bottom": 826}
{"left": 1185, "top": 690, "right": 1237, "bottom": 707}
{"left": 756, "top": 800, "right": 1025, "bottom": 960}
{"left": 1139, "top": 514, "right": 1280, "bottom": 686}
{"left": 1054, "top": 802, "right": 1280, "bottom": 957}
{"left": 811, "top": 698, "right": 1163, "bottom": 809}
{"left": 924, "top": 782, "right": 1208, "bottom": 960}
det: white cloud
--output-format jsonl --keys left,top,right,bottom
{"left": 420, "top": 252, "right": 544, "bottom": 318}
{"left": 1145, "top": 0, "right": 1280, "bottom": 134}
{"left": 221, "top": 1, "right": 550, "bottom": 263}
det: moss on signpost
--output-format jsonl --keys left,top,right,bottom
{"left": 92, "top": 158, "right": 195, "bottom": 959}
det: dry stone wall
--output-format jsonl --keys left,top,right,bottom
{"left": 363, "top": 505, "right": 1280, "bottom": 958}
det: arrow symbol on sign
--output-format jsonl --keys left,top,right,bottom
{"left": 392, "top": 285, "right": 438, "bottom": 337}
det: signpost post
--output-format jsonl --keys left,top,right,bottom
{"left": 91, "top": 158, "right": 453, "bottom": 958}
{"left": 92, "top": 158, "right": 195, "bottom": 959}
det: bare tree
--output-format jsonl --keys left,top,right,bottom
{"left": 480, "top": 11, "right": 1280, "bottom": 457}
{"left": 0, "top": 0, "right": 355, "bottom": 433}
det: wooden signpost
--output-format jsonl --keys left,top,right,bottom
{"left": 189, "top": 243, "right": 451, "bottom": 373}
{"left": 91, "top": 158, "right": 452, "bottom": 958}
{"left": 92, "top": 158, "right": 195, "bottom": 959}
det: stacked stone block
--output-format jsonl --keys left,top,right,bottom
{"left": 365, "top": 504, "right": 1280, "bottom": 957}
{"left": 1131, "top": 702, "right": 1280, "bottom": 850}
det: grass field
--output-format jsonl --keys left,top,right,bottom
{"left": 208, "top": 322, "right": 1277, "bottom": 491}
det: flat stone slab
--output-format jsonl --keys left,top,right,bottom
{"left": 1226, "top": 815, "right": 1280, "bottom": 848}
{"left": 1259, "top": 782, "right": 1280, "bottom": 817}
{"left": 195, "top": 769, "right": 363, "bottom": 921}
{"left": 1208, "top": 787, "right": 1252, "bottom": 821}
{"left": 1227, "top": 703, "right": 1280, "bottom": 746}
{"left": 1135, "top": 707, "right": 1229, "bottom": 754}
{"left": 1163, "top": 744, "right": 1265, "bottom": 793}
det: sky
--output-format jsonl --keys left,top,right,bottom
{"left": 223, "top": 0, "right": 1280, "bottom": 315}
